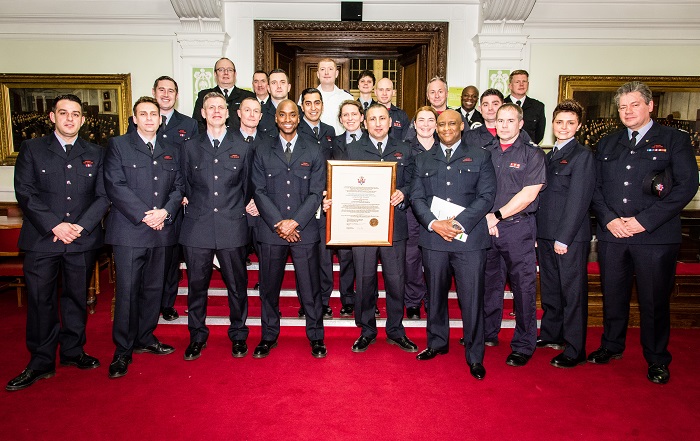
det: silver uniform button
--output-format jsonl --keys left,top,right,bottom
{"left": 67, "top": 181, "right": 71, "bottom": 185}
{"left": 214, "top": 192, "right": 218, "bottom": 196}
{"left": 66, "top": 213, "right": 70, "bottom": 217}
{"left": 287, "top": 181, "right": 290, "bottom": 184}
{"left": 446, "top": 198, "right": 451, "bottom": 202}
{"left": 287, "top": 206, "right": 291, "bottom": 210}
{"left": 153, "top": 161, "right": 157, "bottom": 165}
{"left": 446, "top": 182, "right": 451, "bottom": 186}
{"left": 624, "top": 181, "right": 629, "bottom": 186}
{"left": 67, "top": 164, "right": 72, "bottom": 169}
{"left": 214, "top": 208, "right": 218, "bottom": 212}
{"left": 623, "top": 198, "right": 628, "bottom": 203}
{"left": 154, "top": 192, "right": 158, "bottom": 196}
{"left": 214, "top": 176, "right": 218, "bottom": 180}
{"left": 67, "top": 197, "right": 71, "bottom": 201}
{"left": 626, "top": 165, "right": 631, "bottom": 170}
{"left": 154, "top": 176, "right": 158, "bottom": 180}
{"left": 214, "top": 159, "right": 218, "bottom": 163}
{"left": 446, "top": 166, "right": 451, "bottom": 170}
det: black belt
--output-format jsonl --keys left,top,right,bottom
{"left": 501, "top": 212, "right": 531, "bottom": 222}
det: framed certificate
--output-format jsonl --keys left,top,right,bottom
{"left": 326, "top": 160, "right": 396, "bottom": 246}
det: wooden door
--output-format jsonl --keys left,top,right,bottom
{"left": 398, "top": 45, "right": 427, "bottom": 120}
{"left": 274, "top": 43, "right": 296, "bottom": 100}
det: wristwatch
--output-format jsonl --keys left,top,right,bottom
{"left": 494, "top": 210, "right": 503, "bottom": 221}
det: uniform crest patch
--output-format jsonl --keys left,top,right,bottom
{"left": 647, "top": 144, "right": 666, "bottom": 152}
{"left": 462, "top": 157, "right": 473, "bottom": 162}
{"left": 82, "top": 160, "right": 94, "bottom": 167}
{"left": 163, "top": 155, "right": 173, "bottom": 160}
{"left": 230, "top": 154, "right": 240, "bottom": 159}
{"left": 393, "top": 153, "right": 403, "bottom": 158}
{"left": 300, "top": 162, "right": 311, "bottom": 167}
{"left": 559, "top": 159, "right": 568, "bottom": 164}
{"left": 509, "top": 162, "right": 521, "bottom": 169}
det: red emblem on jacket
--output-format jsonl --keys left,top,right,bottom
{"left": 326, "top": 136, "right": 333, "bottom": 142}
{"left": 163, "top": 155, "right": 173, "bottom": 160}
{"left": 230, "top": 154, "right": 240, "bottom": 159}
{"left": 300, "top": 162, "right": 311, "bottom": 167}
{"left": 393, "top": 152, "right": 403, "bottom": 158}
{"left": 82, "top": 160, "right": 94, "bottom": 167}
{"left": 509, "top": 162, "right": 521, "bottom": 169}
{"left": 178, "top": 129, "right": 187, "bottom": 137}
{"left": 463, "top": 157, "right": 473, "bottom": 162}
{"left": 559, "top": 159, "right": 568, "bottom": 164}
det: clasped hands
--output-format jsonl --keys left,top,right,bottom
{"left": 52, "top": 222, "right": 84, "bottom": 244}
{"left": 432, "top": 217, "right": 463, "bottom": 242}
{"left": 606, "top": 217, "right": 646, "bottom": 238}
{"left": 142, "top": 208, "right": 168, "bottom": 231}
{"left": 275, "top": 219, "right": 300, "bottom": 242}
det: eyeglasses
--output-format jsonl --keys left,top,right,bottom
{"left": 216, "top": 67, "right": 236, "bottom": 73}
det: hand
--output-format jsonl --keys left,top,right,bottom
{"left": 275, "top": 219, "right": 300, "bottom": 238}
{"left": 51, "top": 222, "right": 82, "bottom": 244}
{"left": 182, "top": 197, "right": 189, "bottom": 206}
{"left": 488, "top": 225, "right": 499, "bottom": 237}
{"left": 432, "top": 218, "right": 461, "bottom": 242}
{"left": 390, "top": 190, "right": 404, "bottom": 207}
{"left": 143, "top": 208, "right": 168, "bottom": 230}
{"left": 284, "top": 230, "right": 301, "bottom": 243}
{"left": 621, "top": 217, "right": 646, "bottom": 234}
{"left": 486, "top": 213, "right": 499, "bottom": 229}
{"left": 554, "top": 243, "right": 568, "bottom": 255}
{"left": 606, "top": 218, "right": 633, "bottom": 238}
{"left": 322, "top": 197, "right": 332, "bottom": 212}
{"left": 246, "top": 199, "right": 259, "bottom": 216}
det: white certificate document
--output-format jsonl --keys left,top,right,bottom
{"left": 430, "top": 196, "right": 468, "bottom": 242}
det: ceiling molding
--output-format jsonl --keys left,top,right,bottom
{"left": 170, "top": 0, "right": 223, "bottom": 32}
{"left": 481, "top": 0, "right": 537, "bottom": 22}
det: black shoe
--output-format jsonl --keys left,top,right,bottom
{"left": 339, "top": 305, "right": 354, "bottom": 317}
{"left": 386, "top": 336, "right": 418, "bottom": 353}
{"left": 311, "top": 339, "right": 327, "bottom": 358}
{"left": 161, "top": 307, "right": 179, "bottom": 321}
{"left": 351, "top": 336, "right": 376, "bottom": 353}
{"left": 298, "top": 307, "right": 306, "bottom": 318}
{"left": 469, "top": 362, "right": 486, "bottom": 380}
{"left": 108, "top": 355, "right": 132, "bottom": 379}
{"left": 253, "top": 339, "right": 278, "bottom": 358}
{"left": 506, "top": 351, "right": 531, "bottom": 367}
{"left": 60, "top": 352, "right": 100, "bottom": 370}
{"left": 232, "top": 340, "right": 248, "bottom": 358}
{"left": 484, "top": 338, "right": 499, "bottom": 347}
{"left": 416, "top": 347, "right": 449, "bottom": 360}
{"left": 133, "top": 341, "right": 175, "bottom": 355}
{"left": 375, "top": 307, "right": 380, "bottom": 317}
{"left": 551, "top": 353, "right": 586, "bottom": 369}
{"left": 406, "top": 306, "right": 421, "bottom": 320}
{"left": 322, "top": 305, "right": 333, "bottom": 319}
{"left": 6, "top": 368, "right": 55, "bottom": 391}
{"left": 536, "top": 338, "right": 565, "bottom": 350}
{"left": 647, "top": 363, "right": 670, "bottom": 384}
{"left": 587, "top": 347, "right": 623, "bottom": 364}
{"left": 459, "top": 338, "right": 465, "bottom": 346}
{"left": 184, "top": 341, "right": 206, "bottom": 361}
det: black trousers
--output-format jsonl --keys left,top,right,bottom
{"left": 258, "top": 241, "right": 324, "bottom": 341}
{"left": 537, "top": 239, "right": 589, "bottom": 359}
{"left": 423, "top": 248, "right": 485, "bottom": 364}
{"left": 160, "top": 243, "right": 181, "bottom": 310}
{"left": 183, "top": 245, "right": 249, "bottom": 343}
{"left": 112, "top": 245, "right": 171, "bottom": 356}
{"left": 598, "top": 241, "right": 678, "bottom": 365}
{"left": 352, "top": 240, "right": 407, "bottom": 340}
{"left": 23, "top": 249, "right": 98, "bottom": 371}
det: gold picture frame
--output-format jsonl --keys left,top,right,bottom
{"left": 557, "top": 75, "right": 700, "bottom": 159}
{"left": 0, "top": 73, "right": 132, "bottom": 165}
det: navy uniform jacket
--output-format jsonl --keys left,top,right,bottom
{"left": 409, "top": 134, "right": 439, "bottom": 157}
{"left": 486, "top": 135, "right": 547, "bottom": 214}
{"left": 179, "top": 130, "right": 254, "bottom": 249}
{"left": 506, "top": 95, "right": 546, "bottom": 144}
{"left": 591, "top": 122, "right": 698, "bottom": 245}
{"left": 411, "top": 141, "right": 496, "bottom": 251}
{"left": 14, "top": 134, "right": 109, "bottom": 252}
{"left": 104, "top": 131, "right": 184, "bottom": 247}
{"left": 258, "top": 99, "right": 279, "bottom": 138}
{"left": 332, "top": 130, "right": 365, "bottom": 159}
{"left": 128, "top": 110, "right": 198, "bottom": 148}
{"left": 192, "top": 86, "right": 255, "bottom": 132}
{"left": 336, "top": 136, "right": 414, "bottom": 241}
{"left": 536, "top": 139, "right": 595, "bottom": 244}
{"left": 462, "top": 124, "right": 533, "bottom": 150}
{"left": 252, "top": 135, "right": 326, "bottom": 245}
{"left": 388, "top": 105, "right": 410, "bottom": 141}
{"left": 298, "top": 119, "right": 336, "bottom": 160}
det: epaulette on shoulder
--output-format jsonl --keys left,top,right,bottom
{"left": 528, "top": 141, "right": 539, "bottom": 148}
{"left": 469, "top": 122, "right": 483, "bottom": 130}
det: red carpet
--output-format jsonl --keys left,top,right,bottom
{"left": 1, "top": 273, "right": 699, "bottom": 440}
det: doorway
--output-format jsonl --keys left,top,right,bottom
{"left": 254, "top": 21, "right": 448, "bottom": 120}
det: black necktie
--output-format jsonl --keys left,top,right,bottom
{"left": 629, "top": 131, "right": 638, "bottom": 149}
{"left": 363, "top": 102, "right": 369, "bottom": 110}
{"left": 161, "top": 115, "right": 167, "bottom": 127}
{"left": 285, "top": 142, "right": 292, "bottom": 163}
{"left": 223, "top": 89, "right": 229, "bottom": 100}
{"left": 313, "top": 126, "right": 319, "bottom": 138}
{"left": 213, "top": 139, "right": 220, "bottom": 150}
{"left": 146, "top": 141, "right": 154, "bottom": 155}
{"left": 445, "top": 148, "right": 452, "bottom": 162}
{"left": 516, "top": 100, "right": 522, "bottom": 107}
{"left": 350, "top": 133, "right": 357, "bottom": 143}
{"left": 245, "top": 136, "right": 253, "bottom": 143}
{"left": 377, "top": 141, "right": 383, "bottom": 155}
{"left": 65, "top": 143, "right": 72, "bottom": 155}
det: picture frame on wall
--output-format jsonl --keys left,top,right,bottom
{"left": 0, "top": 73, "right": 132, "bottom": 165}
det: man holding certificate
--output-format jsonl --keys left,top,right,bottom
{"left": 410, "top": 110, "right": 496, "bottom": 380}
{"left": 332, "top": 104, "right": 418, "bottom": 353}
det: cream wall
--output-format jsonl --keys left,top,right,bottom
{"left": 0, "top": 39, "right": 175, "bottom": 200}
{"left": 529, "top": 44, "right": 700, "bottom": 146}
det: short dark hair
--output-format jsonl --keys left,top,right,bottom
{"left": 133, "top": 96, "right": 159, "bottom": 115}
{"left": 240, "top": 96, "right": 262, "bottom": 109}
{"left": 153, "top": 76, "right": 179, "bottom": 93}
{"left": 366, "top": 103, "right": 390, "bottom": 117}
{"left": 357, "top": 70, "right": 376, "bottom": 85}
{"left": 614, "top": 81, "right": 653, "bottom": 106}
{"left": 509, "top": 70, "right": 529, "bottom": 82}
{"left": 480, "top": 88, "right": 504, "bottom": 103}
{"left": 269, "top": 68, "right": 288, "bottom": 78}
{"left": 497, "top": 102, "right": 523, "bottom": 121}
{"left": 202, "top": 91, "right": 226, "bottom": 106}
{"left": 52, "top": 94, "right": 82, "bottom": 112}
{"left": 553, "top": 99, "right": 584, "bottom": 123}
{"left": 253, "top": 70, "right": 268, "bottom": 80}
{"left": 301, "top": 87, "right": 323, "bottom": 103}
